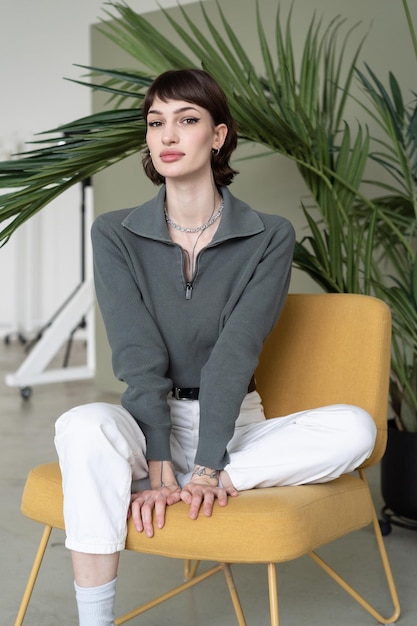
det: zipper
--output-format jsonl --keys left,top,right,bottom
{"left": 183, "top": 247, "right": 198, "bottom": 300}
{"left": 181, "top": 244, "right": 215, "bottom": 300}
{"left": 185, "top": 282, "right": 193, "bottom": 300}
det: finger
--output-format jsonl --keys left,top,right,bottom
{"left": 214, "top": 487, "right": 229, "bottom": 507}
{"left": 166, "top": 489, "right": 181, "bottom": 506}
{"left": 154, "top": 496, "right": 167, "bottom": 530}
{"left": 131, "top": 498, "right": 144, "bottom": 533}
{"left": 189, "top": 488, "right": 204, "bottom": 520}
{"left": 180, "top": 487, "right": 193, "bottom": 505}
{"left": 141, "top": 501, "right": 156, "bottom": 538}
{"left": 201, "top": 490, "right": 215, "bottom": 517}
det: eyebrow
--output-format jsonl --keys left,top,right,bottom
{"left": 147, "top": 105, "right": 200, "bottom": 116}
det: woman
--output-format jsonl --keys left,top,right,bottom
{"left": 55, "top": 69, "right": 376, "bottom": 626}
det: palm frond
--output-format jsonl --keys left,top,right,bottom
{"left": 0, "top": 108, "right": 146, "bottom": 244}
{"left": 0, "top": 1, "right": 369, "bottom": 246}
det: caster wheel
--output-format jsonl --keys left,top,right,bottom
{"left": 20, "top": 386, "right": 32, "bottom": 401}
{"left": 379, "top": 519, "right": 392, "bottom": 536}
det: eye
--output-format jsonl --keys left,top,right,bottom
{"left": 147, "top": 120, "right": 162, "bottom": 128}
{"left": 182, "top": 117, "right": 199, "bottom": 125}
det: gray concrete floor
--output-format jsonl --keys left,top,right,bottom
{"left": 1, "top": 339, "right": 416, "bottom": 625}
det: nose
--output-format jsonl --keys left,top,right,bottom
{"left": 162, "top": 122, "right": 179, "bottom": 145}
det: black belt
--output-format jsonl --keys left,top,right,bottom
{"left": 172, "top": 376, "right": 256, "bottom": 400}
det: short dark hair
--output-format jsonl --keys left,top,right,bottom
{"left": 141, "top": 69, "right": 238, "bottom": 186}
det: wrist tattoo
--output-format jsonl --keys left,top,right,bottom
{"left": 160, "top": 461, "right": 168, "bottom": 488}
{"left": 192, "top": 466, "right": 219, "bottom": 481}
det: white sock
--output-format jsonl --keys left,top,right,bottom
{"left": 74, "top": 577, "right": 117, "bottom": 626}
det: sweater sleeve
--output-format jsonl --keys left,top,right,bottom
{"left": 91, "top": 215, "right": 173, "bottom": 461}
{"left": 195, "top": 217, "right": 295, "bottom": 469}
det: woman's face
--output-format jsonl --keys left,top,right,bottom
{"left": 146, "top": 97, "right": 227, "bottom": 182}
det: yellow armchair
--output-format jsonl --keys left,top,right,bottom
{"left": 14, "top": 293, "right": 400, "bottom": 626}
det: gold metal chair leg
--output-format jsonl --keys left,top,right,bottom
{"left": 115, "top": 562, "right": 247, "bottom": 626}
{"left": 14, "top": 525, "right": 52, "bottom": 626}
{"left": 369, "top": 503, "right": 401, "bottom": 623}
{"left": 115, "top": 563, "right": 224, "bottom": 625}
{"left": 222, "top": 563, "right": 247, "bottom": 626}
{"left": 309, "top": 474, "right": 400, "bottom": 624}
{"left": 267, "top": 563, "right": 279, "bottom": 626}
{"left": 184, "top": 559, "right": 200, "bottom": 581}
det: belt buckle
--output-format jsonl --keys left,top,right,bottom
{"left": 173, "top": 387, "right": 182, "bottom": 400}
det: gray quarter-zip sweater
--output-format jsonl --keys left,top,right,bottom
{"left": 91, "top": 185, "right": 295, "bottom": 469}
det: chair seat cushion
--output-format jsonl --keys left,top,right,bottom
{"left": 22, "top": 463, "right": 373, "bottom": 563}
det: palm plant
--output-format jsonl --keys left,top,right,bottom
{"left": 0, "top": 0, "right": 415, "bottom": 430}
{"left": 0, "top": 1, "right": 370, "bottom": 251}
{"left": 352, "top": 0, "right": 417, "bottom": 431}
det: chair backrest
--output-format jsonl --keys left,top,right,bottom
{"left": 255, "top": 293, "right": 392, "bottom": 468}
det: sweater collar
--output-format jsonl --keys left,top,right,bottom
{"left": 122, "top": 185, "right": 265, "bottom": 243}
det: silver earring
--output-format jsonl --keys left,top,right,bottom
{"left": 213, "top": 147, "right": 220, "bottom": 156}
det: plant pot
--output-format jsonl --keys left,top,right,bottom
{"left": 381, "top": 419, "right": 417, "bottom": 525}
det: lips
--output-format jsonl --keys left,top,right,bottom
{"left": 159, "top": 150, "right": 185, "bottom": 163}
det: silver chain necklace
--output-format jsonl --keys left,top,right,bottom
{"left": 164, "top": 200, "right": 224, "bottom": 233}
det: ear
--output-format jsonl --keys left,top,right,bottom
{"left": 213, "top": 123, "right": 228, "bottom": 151}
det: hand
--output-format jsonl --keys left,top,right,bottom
{"left": 180, "top": 465, "right": 238, "bottom": 520}
{"left": 130, "top": 484, "right": 181, "bottom": 538}
{"left": 130, "top": 460, "right": 180, "bottom": 537}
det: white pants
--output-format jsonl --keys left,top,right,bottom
{"left": 54, "top": 392, "right": 376, "bottom": 554}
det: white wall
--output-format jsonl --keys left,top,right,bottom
{"left": 0, "top": 0, "right": 203, "bottom": 338}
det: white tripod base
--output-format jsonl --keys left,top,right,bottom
{"left": 5, "top": 279, "right": 95, "bottom": 396}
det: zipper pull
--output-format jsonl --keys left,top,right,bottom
{"left": 185, "top": 282, "right": 193, "bottom": 300}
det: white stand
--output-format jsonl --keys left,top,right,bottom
{"left": 0, "top": 189, "right": 40, "bottom": 342}
{"left": 5, "top": 279, "right": 95, "bottom": 395}
{"left": 5, "top": 182, "right": 96, "bottom": 398}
